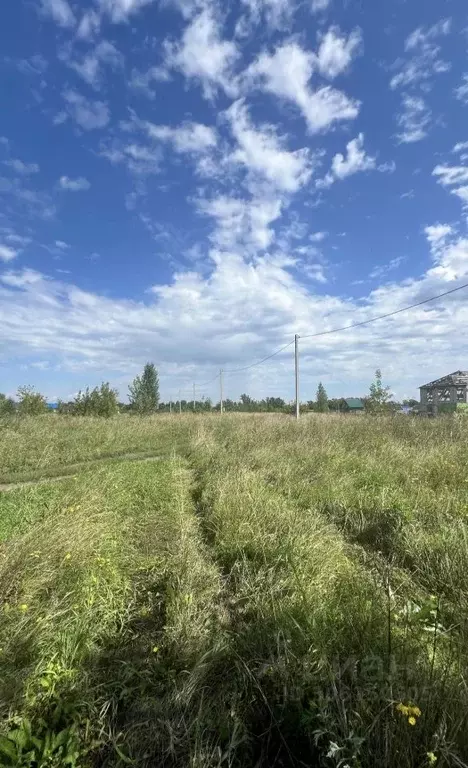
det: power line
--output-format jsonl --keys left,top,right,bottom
{"left": 300, "top": 281, "right": 468, "bottom": 340}
{"left": 224, "top": 339, "right": 295, "bottom": 373}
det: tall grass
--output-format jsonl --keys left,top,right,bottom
{"left": 1, "top": 414, "right": 468, "bottom": 766}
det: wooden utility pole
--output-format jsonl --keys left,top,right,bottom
{"left": 178, "top": 390, "right": 182, "bottom": 414}
{"left": 193, "top": 383, "right": 196, "bottom": 412}
{"left": 220, "top": 369, "right": 224, "bottom": 414}
{"left": 295, "top": 334, "right": 300, "bottom": 421}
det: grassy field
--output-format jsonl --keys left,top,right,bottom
{"left": 0, "top": 414, "right": 468, "bottom": 767}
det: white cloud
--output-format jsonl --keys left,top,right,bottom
{"left": 311, "top": 0, "right": 330, "bottom": 11}
{"left": 396, "top": 95, "right": 431, "bottom": 143}
{"left": 316, "top": 133, "right": 375, "bottom": 187}
{"left": 58, "top": 176, "right": 91, "bottom": 191}
{"left": 425, "top": 224, "right": 453, "bottom": 250}
{"left": 453, "top": 141, "right": 468, "bottom": 153}
{"left": 62, "top": 90, "right": 110, "bottom": 130}
{"left": 39, "top": 0, "right": 75, "bottom": 28}
{"left": 316, "top": 27, "right": 362, "bottom": 79}
{"left": 197, "top": 194, "right": 283, "bottom": 251}
{"left": 225, "top": 99, "right": 313, "bottom": 193}
{"left": 77, "top": 10, "right": 101, "bottom": 39}
{"left": 455, "top": 75, "right": 468, "bottom": 104}
{"left": 246, "top": 41, "right": 359, "bottom": 133}
{"left": 145, "top": 121, "right": 217, "bottom": 154}
{"left": 309, "top": 231, "right": 327, "bottom": 242}
{"left": 66, "top": 41, "right": 123, "bottom": 89}
{"left": 0, "top": 245, "right": 18, "bottom": 263}
{"left": 433, "top": 165, "right": 468, "bottom": 187}
{"left": 55, "top": 240, "right": 70, "bottom": 250}
{"left": 130, "top": 66, "right": 170, "bottom": 98}
{"left": 238, "top": 0, "right": 295, "bottom": 32}
{"left": 433, "top": 163, "right": 468, "bottom": 208}
{"left": 4, "top": 229, "right": 468, "bottom": 400}
{"left": 100, "top": 142, "right": 162, "bottom": 175}
{"left": 331, "top": 133, "right": 375, "bottom": 179}
{"left": 97, "top": 0, "right": 156, "bottom": 23}
{"left": 390, "top": 18, "right": 451, "bottom": 90}
{"left": 4, "top": 159, "right": 40, "bottom": 175}
{"left": 164, "top": 9, "right": 239, "bottom": 98}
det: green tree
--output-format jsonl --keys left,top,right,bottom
{"left": 129, "top": 363, "right": 160, "bottom": 414}
{"left": 16, "top": 385, "right": 47, "bottom": 416}
{"left": 316, "top": 382, "right": 329, "bottom": 413}
{"left": 0, "top": 393, "right": 16, "bottom": 416}
{"left": 367, "top": 369, "right": 392, "bottom": 414}
{"left": 73, "top": 383, "right": 119, "bottom": 417}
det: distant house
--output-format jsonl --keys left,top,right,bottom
{"left": 419, "top": 371, "right": 468, "bottom": 415}
{"left": 341, "top": 398, "right": 365, "bottom": 413}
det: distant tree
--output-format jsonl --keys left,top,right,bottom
{"left": 129, "top": 363, "right": 160, "bottom": 414}
{"left": 0, "top": 393, "right": 16, "bottom": 416}
{"left": 73, "top": 383, "right": 119, "bottom": 417}
{"left": 367, "top": 369, "right": 392, "bottom": 414}
{"left": 316, "top": 382, "right": 329, "bottom": 413}
{"left": 16, "top": 385, "right": 47, "bottom": 416}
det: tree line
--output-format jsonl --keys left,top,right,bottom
{"left": 0, "top": 365, "right": 418, "bottom": 418}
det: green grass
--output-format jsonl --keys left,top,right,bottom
{"left": 0, "top": 415, "right": 194, "bottom": 481}
{"left": 1, "top": 414, "right": 468, "bottom": 766}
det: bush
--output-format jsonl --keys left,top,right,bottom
{"left": 16, "top": 386, "right": 47, "bottom": 416}
{"left": 73, "top": 383, "right": 119, "bottom": 417}
{"left": 0, "top": 394, "right": 16, "bottom": 416}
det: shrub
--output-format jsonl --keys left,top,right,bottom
{"left": 16, "top": 386, "right": 47, "bottom": 416}
{"left": 73, "top": 383, "right": 119, "bottom": 417}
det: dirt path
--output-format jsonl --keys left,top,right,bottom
{"left": 0, "top": 452, "right": 167, "bottom": 492}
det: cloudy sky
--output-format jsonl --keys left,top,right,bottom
{"left": 1, "top": 0, "right": 467, "bottom": 403}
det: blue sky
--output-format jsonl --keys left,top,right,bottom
{"left": 1, "top": 0, "right": 468, "bottom": 403}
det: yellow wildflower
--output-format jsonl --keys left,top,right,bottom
{"left": 19, "top": 604, "right": 29, "bottom": 613}
{"left": 152, "top": 646, "right": 159, "bottom": 654}
{"left": 411, "top": 706, "right": 421, "bottom": 717}
{"left": 64, "top": 553, "right": 72, "bottom": 561}
{"left": 408, "top": 716, "right": 416, "bottom": 726}
{"left": 427, "top": 753, "right": 437, "bottom": 765}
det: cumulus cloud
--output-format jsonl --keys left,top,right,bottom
{"left": 39, "top": 0, "right": 75, "bottom": 28}
{"left": 4, "top": 159, "right": 40, "bottom": 175}
{"left": 246, "top": 40, "right": 359, "bottom": 133}
{"left": 0, "top": 245, "right": 18, "bottom": 263}
{"left": 4, "top": 228, "right": 468, "bottom": 400}
{"left": 316, "top": 133, "right": 376, "bottom": 187}
{"left": 164, "top": 8, "right": 239, "bottom": 98}
{"left": 65, "top": 41, "right": 123, "bottom": 89}
{"left": 310, "top": 0, "right": 330, "bottom": 11}
{"left": 225, "top": 99, "right": 314, "bottom": 193}
{"left": 396, "top": 95, "right": 431, "bottom": 143}
{"left": 316, "top": 27, "right": 362, "bottom": 79}
{"left": 196, "top": 194, "right": 283, "bottom": 251}
{"left": 58, "top": 176, "right": 91, "bottom": 191}
{"left": 145, "top": 121, "right": 217, "bottom": 154}
{"left": 237, "top": 0, "right": 295, "bottom": 33}
{"left": 129, "top": 66, "right": 171, "bottom": 98}
{"left": 455, "top": 75, "right": 468, "bottom": 105}
{"left": 62, "top": 90, "right": 110, "bottom": 130}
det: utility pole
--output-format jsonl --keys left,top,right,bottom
{"left": 220, "top": 369, "right": 224, "bottom": 414}
{"left": 193, "top": 383, "right": 196, "bottom": 412}
{"left": 295, "top": 334, "right": 300, "bottom": 421}
{"left": 169, "top": 398, "right": 172, "bottom": 415}
{"left": 178, "top": 390, "right": 182, "bottom": 415}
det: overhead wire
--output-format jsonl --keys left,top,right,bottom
{"left": 224, "top": 339, "right": 295, "bottom": 373}
{"left": 166, "top": 280, "right": 468, "bottom": 398}
{"left": 300, "top": 280, "right": 468, "bottom": 340}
